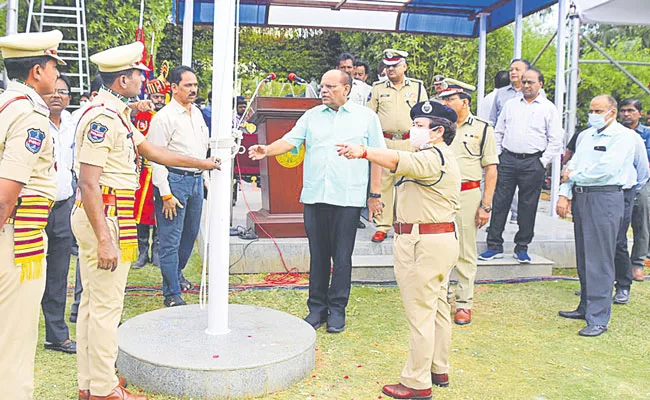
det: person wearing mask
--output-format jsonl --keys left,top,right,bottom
{"left": 367, "top": 49, "right": 428, "bottom": 243}
{"left": 41, "top": 75, "right": 77, "bottom": 355}
{"left": 148, "top": 66, "right": 211, "bottom": 307}
{"left": 0, "top": 29, "right": 64, "bottom": 400}
{"left": 557, "top": 95, "right": 645, "bottom": 337}
{"left": 249, "top": 70, "right": 384, "bottom": 334}
{"left": 73, "top": 42, "right": 219, "bottom": 400}
{"left": 337, "top": 100, "right": 461, "bottom": 398}
{"left": 439, "top": 80, "right": 499, "bottom": 326}
{"left": 619, "top": 98, "right": 650, "bottom": 282}
{"left": 479, "top": 68, "right": 562, "bottom": 263}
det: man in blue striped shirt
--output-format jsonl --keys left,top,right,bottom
{"left": 249, "top": 70, "right": 385, "bottom": 333}
{"left": 557, "top": 95, "right": 644, "bottom": 337}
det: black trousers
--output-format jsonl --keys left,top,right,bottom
{"left": 614, "top": 188, "right": 636, "bottom": 290}
{"left": 41, "top": 196, "right": 74, "bottom": 344}
{"left": 573, "top": 189, "right": 623, "bottom": 326}
{"left": 487, "top": 151, "right": 546, "bottom": 253}
{"left": 304, "top": 203, "right": 361, "bottom": 317}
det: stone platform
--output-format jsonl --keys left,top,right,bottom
{"left": 117, "top": 304, "right": 316, "bottom": 399}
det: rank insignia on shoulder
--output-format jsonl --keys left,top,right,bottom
{"left": 25, "top": 128, "right": 45, "bottom": 154}
{"left": 88, "top": 122, "right": 108, "bottom": 143}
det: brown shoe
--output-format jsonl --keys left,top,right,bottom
{"left": 454, "top": 308, "right": 471, "bottom": 325}
{"left": 632, "top": 268, "right": 645, "bottom": 282}
{"left": 89, "top": 386, "right": 147, "bottom": 400}
{"left": 372, "top": 231, "right": 387, "bottom": 243}
{"left": 431, "top": 372, "right": 449, "bottom": 387}
{"left": 79, "top": 377, "right": 129, "bottom": 400}
{"left": 381, "top": 383, "right": 432, "bottom": 399}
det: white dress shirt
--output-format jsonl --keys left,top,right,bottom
{"left": 478, "top": 89, "right": 497, "bottom": 121}
{"left": 50, "top": 110, "right": 75, "bottom": 201}
{"left": 348, "top": 79, "right": 372, "bottom": 106}
{"left": 148, "top": 97, "right": 209, "bottom": 196}
{"left": 494, "top": 93, "right": 563, "bottom": 167}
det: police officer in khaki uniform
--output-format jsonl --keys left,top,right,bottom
{"left": 73, "top": 42, "right": 220, "bottom": 400}
{"left": 367, "top": 49, "right": 428, "bottom": 243}
{"left": 338, "top": 101, "right": 461, "bottom": 399}
{"left": 440, "top": 80, "right": 499, "bottom": 326}
{"left": 0, "top": 30, "right": 65, "bottom": 400}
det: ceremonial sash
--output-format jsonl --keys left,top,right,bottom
{"left": 8, "top": 196, "right": 53, "bottom": 282}
{"left": 75, "top": 186, "right": 138, "bottom": 262}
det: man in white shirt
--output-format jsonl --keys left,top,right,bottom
{"left": 477, "top": 70, "right": 509, "bottom": 121}
{"left": 41, "top": 75, "right": 77, "bottom": 354}
{"left": 149, "top": 66, "right": 209, "bottom": 307}
{"left": 337, "top": 53, "right": 371, "bottom": 106}
{"left": 479, "top": 68, "right": 563, "bottom": 263}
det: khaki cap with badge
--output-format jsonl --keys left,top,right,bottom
{"left": 382, "top": 49, "right": 408, "bottom": 66}
{"left": 0, "top": 29, "right": 66, "bottom": 65}
{"left": 90, "top": 41, "right": 150, "bottom": 73}
{"left": 438, "top": 79, "right": 476, "bottom": 98}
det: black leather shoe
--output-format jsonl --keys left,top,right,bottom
{"left": 357, "top": 220, "right": 366, "bottom": 229}
{"left": 613, "top": 288, "right": 630, "bottom": 305}
{"left": 579, "top": 325, "right": 607, "bottom": 337}
{"left": 69, "top": 313, "right": 77, "bottom": 323}
{"left": 44, "top": 340, "right": 77, "bottom": 354}
{"left": 558, "top": 310, "right": 585, "bottom": 320}
{"left": 131, "top": 251, "right": 148, "bottom": 269}
{"left": 326, "top": 312, "right": 345, "bottom": 333}
{"left": 304, "top": 311, "right": 328, "bottom": 330}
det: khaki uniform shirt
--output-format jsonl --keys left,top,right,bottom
{"left": 74, "top": 88, "right": 145, "bottom": 190}
{"left": 393, "top": 143, "right": 461, "bottom": 224}
{"left": 367, "top": 78, "right": 428, "bottom": 135}
{"left": 0, "top": 81, "right": 55, "bottom": 200}
{"left": 449, "top": 113, "right": 499, "bottom": 182}
{"left": 148, "top": 98, "right": 209, "bottom": 196}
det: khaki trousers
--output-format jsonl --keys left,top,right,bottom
{"left": 394, "top": 227, "right": 459, "bottom": 390}
{"left": 0, "top": 224, "right": 47, "bottom": 400}
{"left": 454, "top": 188, "right": 481, "bottom": 309}
{"left": 375, "top": 138, "right": 413, "bottom": 233}
{"left": 72, "top": 207, "right": 129, "bottom": 396}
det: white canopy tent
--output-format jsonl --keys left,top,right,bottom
{"left": 573, "top": 0, "right": 650, "bottom": 26}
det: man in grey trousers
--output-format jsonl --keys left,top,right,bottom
{"left": 556, "top": 95, "right": 643, "bottom": 337}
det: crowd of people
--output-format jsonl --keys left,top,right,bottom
{"left": 0, "top": 25, "right": 648, "bottom": 400}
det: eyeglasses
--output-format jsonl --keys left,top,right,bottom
{"left": 521, "top": 80, "right": 538, "bottom": 86}
{"left": 52, "top": 89, "right": 70, "bottom": 96}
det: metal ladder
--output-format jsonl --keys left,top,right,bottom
{"left": 25, "top": 0, "right": 90, "bottom": 98}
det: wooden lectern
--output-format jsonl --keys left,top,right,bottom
{"left": 247, "top": 97, "right": 321, "bottom": 238}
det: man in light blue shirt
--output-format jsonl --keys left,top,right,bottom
{"left": 557, "top": 95, "right": 642, "bottom": 337}
{"left": 249, "top": 69, "right": 385, "bottom": 333}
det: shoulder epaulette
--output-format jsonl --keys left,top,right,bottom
{"left": 473, "top": 115, "right": 490, "bottom": 125}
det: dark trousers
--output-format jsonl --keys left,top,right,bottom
{"left": 41, "top": 196, "right": 74, "bottom": 344}
{"left": 70, "top": 260, "right": 82, "bottom": 318}
{"left": 487, "top": 151, "right": 546, "bottom": 253}
{"left": 137, "top": 224, "right": 158, "bottom": 259}
{"left": 154, "top": 174, "right": 204, "bottom": 298}
{"left": 614, "top": 188, "right": 636, "bottom": 290}
{"left": 304, "top": 203, "right": 361, "bottom": 318}
{"left": 573, "top": 189, "right": 623, "bottom": 327}
{"left": 630, "top": 182, "right": 650, "bottom": 268}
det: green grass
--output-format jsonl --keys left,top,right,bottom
{"left": 34, "top": 254, "right": 650, "bottom": 400}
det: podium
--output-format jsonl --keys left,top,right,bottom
{"left": 246, "top": 97, "right": 321, "bottom": 238}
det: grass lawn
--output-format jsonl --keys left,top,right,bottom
{"left": 34, "top": 253, "right": 650, "bottom": 400}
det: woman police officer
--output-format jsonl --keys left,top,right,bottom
{"left": 337, "top": 100, "right": 460, "bottom": 400}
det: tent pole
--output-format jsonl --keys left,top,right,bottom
{"left": 513, "top": 0, "right": 523, "bottom": 59}
{"left": 206, "top": 0, "right": 236, "bottom": 336}
{"left": 550, "top": 0, "right": 567, "bottom": 217}
{"left": 567, "top": 5, "right": 580, "bottom": 144}
{"left": 3, "top": 0, "right": 18, "bottom": 87}
{"left": 182, "top": 0, "right": 194, "bottom": 66}
{"left": 477, "top": 13, "right": 488, "bottom": 111}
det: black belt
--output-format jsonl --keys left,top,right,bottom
{"left": 574, "top": 185, "right": 622, "bottom": 193}
{"left": 53, "top": 195, "right": 74, "bottom": 209}
{"left": 503, "top": 149, "right": 543, "bottom": 159}
{"left": 167, "top": 167, "right": 202, "bottom": 177}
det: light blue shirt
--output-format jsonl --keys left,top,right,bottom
{"left": 282, "top": 102, "right": 386, "bottom": 207}
{"left": 560, "top": 122, "right": 644, "bottom": 198}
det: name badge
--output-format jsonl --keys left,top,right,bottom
{"left": 594, "top": 146, "right": 606, "bottom": 152}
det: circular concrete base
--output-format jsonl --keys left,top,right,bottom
{"left": 117, "top": 304, "right": 316, "bottom": 399}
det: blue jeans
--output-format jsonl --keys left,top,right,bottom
{"left": 154, "top": 173, "right": 204, "bottom": 298}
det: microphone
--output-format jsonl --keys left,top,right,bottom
{"left": 263, "top": 72, "right": 276, "bottom": 82}
{"left": 288, "top": 72, "right": 308, "bottom": 85}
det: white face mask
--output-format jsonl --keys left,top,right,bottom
{"left": 79, "top": 100, "right": 88, "bottom": 107}
{"left": 588, "top": 109, "right": 613, "bottom": 130}
{"left": 409, "top": 126, "right": 432, "bottom": 149}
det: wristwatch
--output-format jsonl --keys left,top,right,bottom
{"left": 369, "top": 192, "right": 381, "bottom": 198}
{"left": 480, "top": 204, "right": 492, "bottom": 213}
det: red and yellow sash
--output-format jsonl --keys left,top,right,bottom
{"left": 8, "top": 195, "right": 53, "bottom": 282}
{"left": 75, "top": 186, "right": 138, "bottom": 262}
